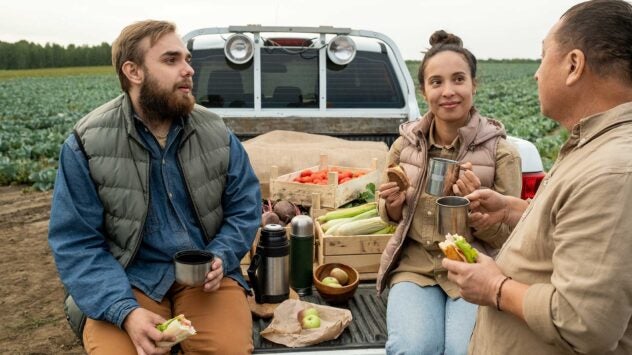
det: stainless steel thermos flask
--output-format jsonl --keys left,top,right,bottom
{"left": 290, "top": 215, "right": 314, "bottom": 296}
{"left": 247, "top": 224, "right": 290, "bottom": 304}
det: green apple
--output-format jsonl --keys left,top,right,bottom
{"left": 303, "top": 307, "right": 318, "bottom": 317}
{"left": 301, "top": 314, "right": 321, "bottom": 329}
{"left": 321, "top": 276, "right": 341, "bottom": 286}
{"left": 298, "top": 307, "right": 319, "bottom": 320}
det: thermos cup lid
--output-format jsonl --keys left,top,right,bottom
{"left": 291, "top": 215, "right": 313, "bottom": 237}
{"left": 263, "top": 223, "right": 285, "bottom": 233}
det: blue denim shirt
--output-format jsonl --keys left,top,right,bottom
{"left": 48, "top": 117, "right": 261, "bottom": 328}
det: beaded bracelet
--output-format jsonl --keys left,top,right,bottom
{"left": 496, "top": 276, "right": 512, "bottom": 311}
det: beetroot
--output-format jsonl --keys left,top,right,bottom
{"left": 261, "top": 211, "right": 281, "bottom": 226}
{"left": 273, "top": 200, "right": 298, "bottom": 224}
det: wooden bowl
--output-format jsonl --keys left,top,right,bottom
{"left": 313, "top": 263, "right": 359, "bottom": 304}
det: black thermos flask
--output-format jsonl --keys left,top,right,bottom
{"left": 290, "top": 215, "right": 314, "bottom": 296}
{"left": 247, "top": 224, "right": 290, "bottom": 304}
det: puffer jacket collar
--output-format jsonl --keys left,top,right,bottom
{"left": 400, "top": 107, "right": 506, "bottom": 154}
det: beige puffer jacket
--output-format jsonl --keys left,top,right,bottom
{"left": 376, "top": 108, "right": 507, "bottom": 294}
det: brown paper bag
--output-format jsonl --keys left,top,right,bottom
{"left": 260, "top": 299, "right": 352, "bottom": 347}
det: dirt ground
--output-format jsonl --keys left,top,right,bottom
{"left": 0, "top": 185, "right": 84, "bottom": 354}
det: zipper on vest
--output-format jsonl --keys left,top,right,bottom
{"left": 176, "top": 153, "right": 211, "bottom": 243}
{"left": 127, "top": 156, "right": 151, "bottom": 269}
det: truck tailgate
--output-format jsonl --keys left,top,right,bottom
{"left": 253, "top": 283, "right": 388, "bottom": 353}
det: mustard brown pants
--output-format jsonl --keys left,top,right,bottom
{"left": 83, "top": 278, "right": 253, "bottom": 354}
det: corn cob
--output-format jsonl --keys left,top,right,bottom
{"left": 333, "top": 217, "right": 388, "bottom": 236}
{"left": 321, "top": 217, "right": 351, "bottom": 232}
{"left": 347, "top": 207, "right": 378, "bottom": 222}
{"left": 372, "top": 225, "right": 396, "bottom": 234}
{"left": 316, "top": 202, "right": 377, "bottom": 224}
{"left": 323, "top": 208, "right": 377, "bottom": 235}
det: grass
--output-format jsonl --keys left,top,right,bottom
{"left": 0, "top": 66, "right": 114, "bottom": 80}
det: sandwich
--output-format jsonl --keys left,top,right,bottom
{"left": 387, "top": 164, "right": 410, "bottom": 191}
{"left": 438, "top": 233, "right": 478, "bottom": 263}
{"left": 155, "top": 314, "right": 196, "bottom": 347}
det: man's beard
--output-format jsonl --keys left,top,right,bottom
{"left": 138, "top": 70, "right": 195, "bottom": 124}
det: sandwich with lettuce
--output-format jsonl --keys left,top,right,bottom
{"left": 439, "top": 233, "right": 478, "bottom": 263}
{"left": 155, "top": 314, "right": 196, "bottom": 347}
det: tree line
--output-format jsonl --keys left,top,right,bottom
{"left": 0, "top": 40, "right": 112, "bottom": 70}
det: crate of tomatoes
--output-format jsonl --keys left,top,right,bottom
{"left": 270, "top": 154, "right": 380, "bottom": 209}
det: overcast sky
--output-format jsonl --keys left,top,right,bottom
{"left": 2, "top": 0, "right": 586, "bottom": 60}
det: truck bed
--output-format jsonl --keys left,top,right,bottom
{"left": 253, "top": 283, "right": 388, "bottom": 354}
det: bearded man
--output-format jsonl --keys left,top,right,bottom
{"left": 48, "top": 20, "right": 260, "bottom": 354}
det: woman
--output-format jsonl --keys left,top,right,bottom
{"left": 376, "top": 30, "right": 522, "bottom": 355}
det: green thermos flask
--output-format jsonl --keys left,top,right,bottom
{"left": 290, "top": 215, "right": 314, "bottom": 296}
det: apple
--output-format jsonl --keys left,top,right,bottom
{"left": 298, "top": 307, "right": 319, "bottom": 320}
{"left": 329, "top": 267, "right": 349, "bottom": 285}
{"left": 321, "top": 276, "right": 341, "bottom": 286}
{"left": 303, "top": 307, "right": 319, "bottom": 317}
{"left": 301, "top": 314, "right": 321, "bottom": 329}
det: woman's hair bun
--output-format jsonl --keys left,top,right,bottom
{"left": 429, "top": 30, "right": 463, "bottom": 47}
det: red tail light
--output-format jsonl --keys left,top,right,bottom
{"left": 521, "top": 172, "right": 545, "bottom": 200}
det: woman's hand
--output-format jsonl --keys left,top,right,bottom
{"left": 378, "top": 182, "right": 406, "bottom": 222}
{"left": 453, "top": 162, "right": 481, "bottom": 196}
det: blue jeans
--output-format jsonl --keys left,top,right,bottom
{"left": 386, "top": 282, "right": 477, "bottom": 355}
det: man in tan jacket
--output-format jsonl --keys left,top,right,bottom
{"left": 442, "top": 0, "right": 632, "bottom": 354}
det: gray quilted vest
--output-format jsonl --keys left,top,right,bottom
{"left": 64, "top": 93, "right": 229, "bottom": 340}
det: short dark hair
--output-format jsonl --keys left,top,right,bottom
{"left": 417, "top": 30, "right": 477, "bottom": 94}
{"left": 556, "top": 0, "right": 632, "bottom": 84}
{"left": 111, "top": 20, "right": 177, "bottom": 92}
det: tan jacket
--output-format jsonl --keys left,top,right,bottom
{"left": 470, "top": 102, "right": 632, "bottom": 355}
{"left": 376, "top": 109, "right": 522, "bottom": 294}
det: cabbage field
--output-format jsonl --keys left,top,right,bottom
{"left": 0, "top": 62, "right": 564, "bottom": 190}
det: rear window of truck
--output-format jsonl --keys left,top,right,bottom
{"left": 191, "top": 48, "right": 404, "bottom": 109}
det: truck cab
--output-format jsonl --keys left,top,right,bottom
{"left": 184, "top": 25, "right": 419, "bottom": 146}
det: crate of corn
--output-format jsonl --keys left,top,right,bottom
{"left": 315, "top": 202, "right": 396, "bottom": 281}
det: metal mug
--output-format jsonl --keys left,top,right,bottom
{"left": 426, "top": 158, "right": 460, "bottom": 196}
{"left": 174, "top": 250, "right": 214, "bottom": 287}
{"left": 436, "top": 196, "right": 470, "bottom": 238}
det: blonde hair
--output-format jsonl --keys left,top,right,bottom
{"left": 111, "top": 20, "right": 176, "bottom": 91}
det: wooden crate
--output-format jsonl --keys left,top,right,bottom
{"left": 270, "top": 154, "right": 379, "bottom": 209}
{"left": 315, "top": 221, "right": 392, "bottom": 281}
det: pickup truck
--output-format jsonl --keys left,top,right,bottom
{"left": 183, "top": 25, "right": 545, "bottom": 354}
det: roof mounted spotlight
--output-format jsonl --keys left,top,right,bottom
{"left": 327, "top": 35, "right": 356, "bottom": 65}
{"left": 224, "top": 34, "right": 254, "bottom": 64}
